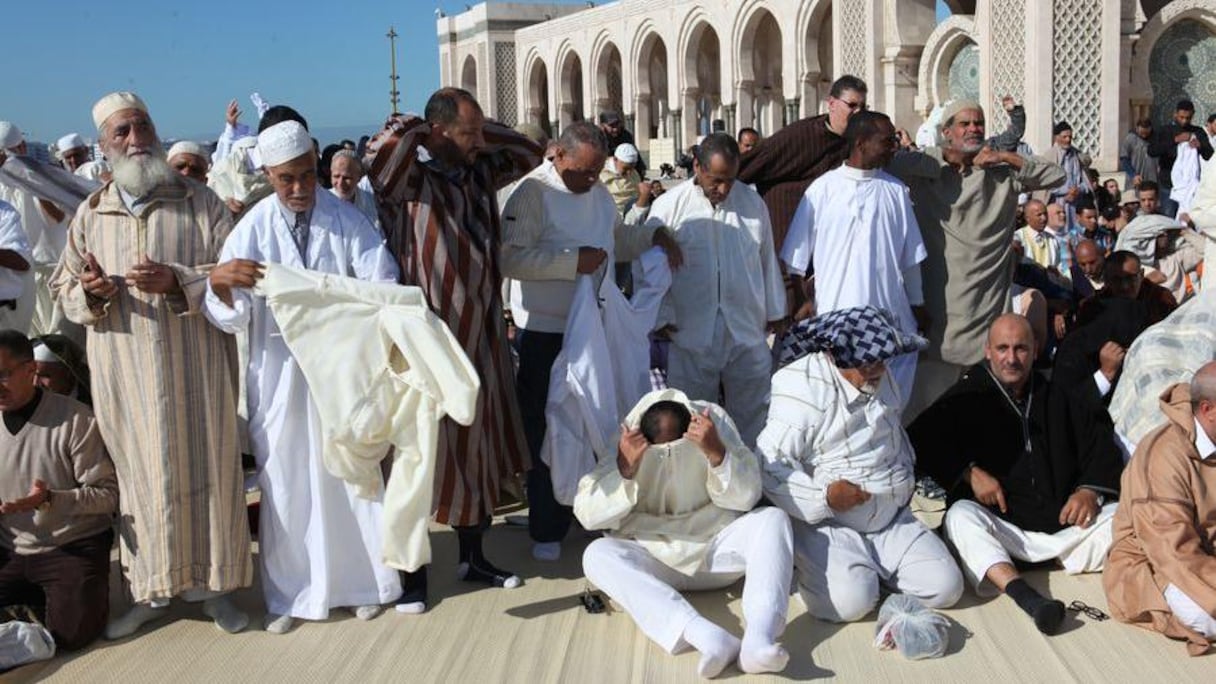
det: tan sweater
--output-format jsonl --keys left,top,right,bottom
{"left": 1104, "top": 382, "right": 1216, "bottom": 656}
{"left": 0, "top": 391, "right": 117, "bottom": 555}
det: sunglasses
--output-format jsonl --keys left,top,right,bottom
{"left": 580, "top": 586, "right": 606, "bottom": 614}
{"left": 1067, "top": 600, "right": 1109, "bottom": 621}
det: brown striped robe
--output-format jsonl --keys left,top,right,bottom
{"left": 49, "top": 177, "right": 252, "bottom": 602}
{"left": 367, "top": 117, "right": 542, "bottom": 526}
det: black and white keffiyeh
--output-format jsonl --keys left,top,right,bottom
{"left": 777, "top": 306, "right": 927, "bottom": 369}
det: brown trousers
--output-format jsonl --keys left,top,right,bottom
{"left": 0, "top": 529, "right": 113, "bottom": 650}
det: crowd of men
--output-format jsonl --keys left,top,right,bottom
{"left": 0, "top": 74, "right": 1214, "bottom": 673}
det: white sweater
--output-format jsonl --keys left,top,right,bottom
{"left": 500, "top": 161, "right": 654, "bottom": 333}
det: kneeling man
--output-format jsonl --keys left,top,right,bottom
{"left": 0, "top": 330, "right": 117, "bottom": 652}
{"left": 1105, "top": 361, "right": 1216, "bottom": 655}
{"left": 576, "top": 389, "right": 792, "bottom": 678}
{"left": 758, "top": 306, "right": 963, "bottom": 622}
{"left": 909, "top": 314, "right": 1123, "bottom": 635}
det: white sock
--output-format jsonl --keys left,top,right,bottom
{"left": 202, "top": 595, "right": 249, "bottom": 634}
{"left": 681, "top": 616, "right": 740, "bottom": 679}
{"left": 353, "top": 605, "right": 383, "bottom": 621}
{"left": 532, "top": 542, "right": 561, "bottom": 562}
{"left": 264, "top": 613, "right": 295, "bottom": 634}
{"left": 105, "top": 603, "right": 168, "bottom": 640}
{"left": 394, "top": 602, "right": 426, "bottom": 615}
{"left": 738, "top": 633, "right": 789, "bottom": 674}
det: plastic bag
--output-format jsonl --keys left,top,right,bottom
{"left": 873, "top": 594, "right": 950, "bottom": 660}
{"left": 0, "top": 621, "right": 56, "bottom": 668}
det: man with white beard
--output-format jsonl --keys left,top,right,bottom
{"left": 206, "top": 120, "right": 403, "bottom": 634}
{"left": 50, "top": 92, "right": 253, "bottom": 639}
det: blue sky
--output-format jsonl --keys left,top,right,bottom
{"left": 7, "top": 1, "right": 949, "bottom": 144}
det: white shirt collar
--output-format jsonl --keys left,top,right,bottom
{"left": 1194, "top": 418, "right": 1216, "bottom": 460}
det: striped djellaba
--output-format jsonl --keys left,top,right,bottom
{"left": 50, "top": 178, "right": 253, "bottom": 602}
{"left": 367, "top": 116, "right": 543, "bottom": 526}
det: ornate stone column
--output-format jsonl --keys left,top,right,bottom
{"left": 723, "top": 104, "right": 737, "bottom": 136}
{"left": 784, "top": 98, "right": 801, "bottom": 126}
{"left": 671, "top": 109, "right": 683, "bottom": 153}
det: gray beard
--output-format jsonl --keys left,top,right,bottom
{"left": 111, "top": 149, "right": 175, "bottom": 197}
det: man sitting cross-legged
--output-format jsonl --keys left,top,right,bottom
{"left": 909, "top": 313, "right": 1124, "bottom": 635}
{"left": 576, "top": 389, "right": 792, "bottom": 678}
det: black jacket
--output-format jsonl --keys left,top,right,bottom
{"left": 908, "top": 363, "right": 1124, "bottom": 533}
{"left": 1148, "top": 122, "right": 1213, "bottom": 183}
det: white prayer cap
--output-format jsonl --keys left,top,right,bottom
{"left": 614, "top": 143, "right": 639, "bottom": 165}
{"left": 32, "top": 342, "right": 61, "bottom": 364}
{"left": 167, "top": 140, "right": 208, "bottom": 162}
{"left": 939, "top": 99, "right": 983, "bottom": 129}
{"left": 257, "top": 121, "right": 313, "bottom": 167}
{"left": 57, "top": 133, "right": 87, "bottom": 152}
{"left": 0, "top": 122, "right": 22, "bottom": 149}
{"left": 92, "top": 91, "right": 149, "bottom": 130}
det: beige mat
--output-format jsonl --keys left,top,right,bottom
{"left": 8, "top": 517, "right": 1211, "bottom": 683}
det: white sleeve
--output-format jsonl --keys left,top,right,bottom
{"left": 782, "top": 191, "right": 815, "bottom": 277}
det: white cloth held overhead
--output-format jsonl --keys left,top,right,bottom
{"left": 1171, "top": 140, "right": 1202, "bottom": 219}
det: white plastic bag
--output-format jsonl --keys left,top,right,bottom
{"left": 873, "top": 594, "right": 950, "bottom": 660}
{"left": 0, "top": 621, "right": 56, "bottom": 669}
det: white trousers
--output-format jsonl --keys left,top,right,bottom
{"left": 667, "top": 316, "right": 772, "bottom": 447}
{"left": 1165, "top": 584, "right": 1216, "bottom": 638}
{"left": 793, "top": 509, "right": 963, "bottom": 622}
{"left": 583, "top": 507, "right": 793, "bottom": 653}
{"left": 944, "top": 499, "right": 1117, "bottom": 596}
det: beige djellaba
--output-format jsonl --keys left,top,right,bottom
{"left": 50, "top": 177, "right": 253, "bottom": 602}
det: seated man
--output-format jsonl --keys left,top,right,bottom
{"left": 1105, "top": 362, "right": 1216, "bottom": 655}
{"left": 909, "top": 314, "right": 1124, "bottom": 635}
{"left": 758, "top": 306, "right": 963, "bottom": 623}
{"left": 0, "top": 330, "right": 117, "bottom": 653}
{"left": 576, "top": 389, "right": 792, "bottom": 678}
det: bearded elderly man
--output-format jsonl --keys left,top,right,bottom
{"left": 49, "top": 92, "right": 253, "bottom": 639}
{"left": 501, "top": 121, "right": 678, "bottom": 562}
{"left": 909, "top": 314, "right": 1124, "bottom": 635}
{"left": 648, "top": 132, "right": 785, "bottom": 447}
{"left": 759, "top": 306, "right": 963, "bottom": 623}
{"left": 205, "top": 120, "right": 402, "bottom": 634}
{"left": 888, "top": 101, "right": 1066, "bottom": 420}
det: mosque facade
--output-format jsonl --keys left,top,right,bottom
{"left": 437, "top": 0, "right": 1216, "bottom": 171}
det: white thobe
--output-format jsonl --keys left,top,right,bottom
{"left": 0, "top": 182, "right": 71, "bottom": 338}
{"left": 784, "top": 166, "right": 927, "bottom": 406}
{"left": 757, "top": 351, "right": 961, "bottom": 620}
{"left": 330, "top": 186, "right": 379, "bottom": 230}
{"left": 648, "top": 179, "right": 785, "bottom": 446}
{"left": 0, "top": 200, "right": 33, "bottom": 332}
{"left": 1172, "top": 141, "right": 1202, "bottom": 218}
{"left": 204, "top": 189, "right": 402, "bottom": 619}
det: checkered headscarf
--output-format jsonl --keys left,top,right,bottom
{"left": 777, "top": 306, "right": 927, "bottom": 369}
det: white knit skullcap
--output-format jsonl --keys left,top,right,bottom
{"left": 92, "top": 92, "right": 149, "bottom": 130}
{"left": 614, "top": 143, "right": 639, "bottom": 165}
{"left": 257, "top": 121, "right": 313, "bottom": 167}
{"left": 57, "top": 133, "right": 87, "bottom": 153}
{"left": 167, "top": 140, "right": 209, "bottom": 163}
